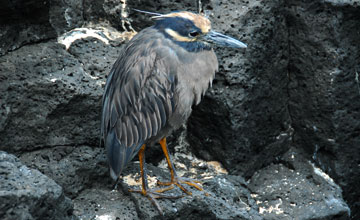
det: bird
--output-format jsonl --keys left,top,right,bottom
{"left": 101, "top": 10, "right": 247, "bottom": 213}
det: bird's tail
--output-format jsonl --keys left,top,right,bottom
{"left": 105, "top": 129, "right": 144, "bottom": 180}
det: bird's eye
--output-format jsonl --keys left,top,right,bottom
{"left": 189, "top": 31, "right": 199, "bottom": 37}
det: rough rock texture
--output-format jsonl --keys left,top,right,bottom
{"left": 0, "top": 40, "right": 103, "bottom": 152}
{"left": 249, "top": 147, "right": 350, "bottom": 220}
{"left": 70, "top": 142, "right": 263, "bottom": 220}
{"left": 127, "top": 0, "right": 199, "bottom": 31}
{"left": 188, "top": 0, "right": 291, "bottom": 177}
{"left": 191, "top": 0, "right": 360, "bottom": 218}
{"left": 1, "top": 0, "right": 359, "bottom": 219}
{"left": 0, "top": 27, "right": 129, "bottom": 153}
{"left": 19, "top": 145, "right": 108, "bottom": 198}
{"left": 285, "top": 2, "right": 360, "bottom": 218}
{"left": 0, "top": 151, "right": 75, "bottom": 220}
{"left": 0, "top": 1, "right": 54, "bottom": 56}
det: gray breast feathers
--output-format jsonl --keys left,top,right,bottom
{"left": 175, "top": 48, "right": 218, "bottom": 108}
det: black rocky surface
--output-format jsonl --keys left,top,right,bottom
{"left": 0, "top": 151, "right": 74, "bottom": 220}
{"left": 1, "top": 0, "right": 359, "bottom": 219}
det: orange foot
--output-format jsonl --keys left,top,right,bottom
{"left": 128, "top": 144, "right": 183, "bottom": 215}
{"left": 129, "top": 186, "right": 183, "bottom": 214}
{"left": 158, "top": 138, "right": 205, "bottom": 195}
{"left": 157, "top": 176, "right": 203, "bottom": 195}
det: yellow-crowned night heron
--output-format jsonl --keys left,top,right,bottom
{"left": 101, "top": 10, "right": 247, "bottom": 213}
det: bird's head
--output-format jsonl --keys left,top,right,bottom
{"left": 147, "top": 11, "right": 247, "bottom": 50}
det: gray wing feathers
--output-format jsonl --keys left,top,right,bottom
{"left": 101, "top": 31, "right": 177, "bottom": 178}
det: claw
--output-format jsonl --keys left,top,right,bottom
{"left": 129, "top": 186, "right": 183, "bottom": 215}
{"left": 129, "top": 186, "right": 182, "bottom": 199}
{"left": 128, "top": 144, "right": 184, "bottom": 215}
{"left": 157, "top": 176, "right": 204, "bottom": 195}
{"left": 124, "top": 140, "right": 207, "bottom": 215}
{"left": 159, "top": 138, "right": 205, "bottom": 195}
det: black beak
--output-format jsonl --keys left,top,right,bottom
{"left": 203, "top": 31, "right": 247, "bottom": 49}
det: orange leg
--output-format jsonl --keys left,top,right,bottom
{"left": 129, "top": 144, "right": 182, "bottom": 214}
{"left": 138, "top": 144, "right": 148, "bottom": 195}
{"left": 158, "top": 138, "right": 204, "bottom": 195}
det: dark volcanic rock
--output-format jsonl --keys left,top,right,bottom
{"left": 0, "top": 0, "right": 86, "bottom": 55}
{"left": 188, "top": 0, "right": 291, "bottom": 178}
{"left": 128, "top": 175, "right": 262, "bottom": 220}
{"left": 49, "top": 0, "right": 84, "bottom": 35}
{"left": 0, "top": 0, "right": 55, "bottom": 56}
{"left": 19, "top": 145, "right": 108, "bottom": 198}
{"left": 285, "top": 1, "right": 360, "bottom": 218}
{"left": 0, "top": 151, "right": 75, "bottom": 220}
{"left": 126, "top": 0, "right": 198, "bottom": 31}
{"left": 0, "top": 41, "right": 103, "bottom": 153}
{"left": 81, "top": 0, "right": 197, "bottom": 32}
{"left": 1, "top": 0, "right": 359, "bottom": 219}
{"left": 73, "top": 181, "right": 139, "bottom": 220}
{"left": 103, "top": 147, "right": 262, "bottom": 220}
{"left": 73, "top": 162, "right": 263, "bottom": 220}
{"left": 249, "top": 147, "right": 350, "bottom": 220}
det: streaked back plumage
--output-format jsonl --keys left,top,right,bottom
{"left": 101, "top": 11, "right": 218, "bottom": 179}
